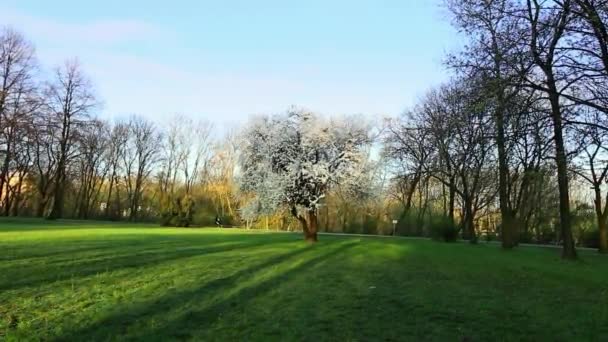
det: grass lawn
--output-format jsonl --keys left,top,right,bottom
{"left": 0, "top": 218, "right": 607, "bottom": 341}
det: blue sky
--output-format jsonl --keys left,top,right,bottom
{"left": 0, "top": 0, "right": 460, "bottom": 126}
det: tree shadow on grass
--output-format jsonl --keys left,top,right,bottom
{"left": 1, "top": 232, "right": 282, "bottom": 261}
{"left": 55, "top": 240, "right": 357, "bottom": 341}
{"left": 0, "top": 238, "right": 275, "bottom": 292}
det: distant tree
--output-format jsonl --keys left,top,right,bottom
{"left": 384, "top": 113, "right": 431, "bottom": 230}
{"left": 0, "top": 27, "right": 37, "bottom": 212}
{"left": 422, "top": 82, "right": 496, "bottom": 243}
{"left": 45, "top": 59, "right": 96, "bottom": 220}
{"left": 31, "top": 113, "right": 57, "bottom": 217}
{"left": 240, "top": 110, "right": 370, "bottom": 242}
{"left": 207, "top": 128, "right": 239, "bottom": 219}
{"left": 74, "top": 120, "right": 109, "bottom": 218}
{"left": 104, "top": 121, "right": 129, "bottom": 219}
{"left": 572, "top": 111, "right": 608, "bottom": 253}
{"left": 122, "top": 116, "right": 161, "bottom": 221}
{"left": 446, "top": 0, "right": 530, "bottom": 248}
{"left": 158, "top": 114, "right": 213, "bottom": 198}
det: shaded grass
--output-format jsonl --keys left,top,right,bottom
{"left": 0, "top": 218, "right": 607, "bottom": 341}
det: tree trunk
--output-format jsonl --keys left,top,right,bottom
{"left": 293, "top": 207, "right": 318, "bottom": 243}
{"left": 305, "top": 210, "right": 318, "bottom": 243}
{"left": 495, "top": 101, "right": 517, "bottom": 249}
{"left": 105, "top": 174, "right": 115, "bottom": 218}
{"left": 48, "top": 157, "right": 66, "bottom": 220}
{"left": 548, "top": 90, "right": 577, "bottom": 259}
{"left": 598, "top": 219, "right": 608, "bottom": 254}
{"left": 0, "top": 137, "right": 12, "bottom": 208}
{"left": 11, "top": 177, "right": 23, "bottom": 216}
{"left": 594, "top": 187, "right": 608, "bottom": 254}
{"left": 36, "top": 195, "right": 47, "bottom": 217}
{"left": 448, "top": 182, "right": 456, "bottom": 223}
{"left": 48, "top": 180, "right": 64, "bottom": 219}
{"left": 462, "top": 200, "right": 477, "bottom": 244}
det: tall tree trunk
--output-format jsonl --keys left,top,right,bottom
{"left": 48, "top": 156, "right": 66, "bottom": 220}
{"left": 11, "top": 176, "right": 23, "bottom": 216}
{"left": 3, "top": 186, "right": 12, "bottom": 216}
{"left": 548, "top": 90, "right": 577, "bottom": 259}
{"left": 593, "top": 187, "right": 608, "bottom": 253}
{"left": 495, "top": 102, "right": 517, "bottom": 249}
{"left": 448, "top": 182, "right": 456, "bottom": 223}
{"left": 36, "top": 194, "right": 48, "bottom": 217}
{"left": 598, "top": 219, "right": 608, "bottom": 254}
{"left": 105, "top": 171, "right": 116, "bottom": 218}
{"left": 442, "top": 182, "right": 447, "bottom": 217}
{"left": 462, "top": 199, "right": 477, "bottom": 244}
{"left": 0, "top": 137, "right": 12, "bottom": 211}
{"left": 48, "top": 176, "right": 65, "bottom": 219}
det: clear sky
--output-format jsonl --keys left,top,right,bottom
{"left": 0, "top": 0, "right": 460, "bottom": 126}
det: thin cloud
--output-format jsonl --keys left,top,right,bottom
{"left": 0, "top": 7, "right": 165, "bottom": 46}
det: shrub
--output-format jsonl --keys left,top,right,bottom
{"left": 572, "top": 205, "right": 597, "bottom": 246}
{"left": 534, "top": 223, "right": 557, "bottom": 244}
{"left": 394, "top": 209, "right": 426, "bottom": 237}
{"left": 159, "top": 195, "right": 195, "bottom": 227}
{"left": 581, "top": 229, "right": 600, "bottom": 249}
{"left": 428, "top": 215, "right": 459, "bottom": 242}
{"left": 362, "top": 214, "right": 380, "bottom": 235}
{"left": 484, "top": 231, "right": 497, "bottom": 242}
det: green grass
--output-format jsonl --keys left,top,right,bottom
{"left": 0, "top": 218, "right": 607, "bottom": 341}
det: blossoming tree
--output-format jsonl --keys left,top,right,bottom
{"left": 240, "top": 109, "right": 370, "bottom": 242}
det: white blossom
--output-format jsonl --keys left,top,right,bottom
{"left": 239, "top": 109, "right": 371, "bottom": 219}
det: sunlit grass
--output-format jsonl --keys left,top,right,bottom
{"left": 1, "top": 218, "right": 607, "bottom": 341}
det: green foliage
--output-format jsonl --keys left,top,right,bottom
{"left": 483, "top": 230, "right": 497, "bottom": 242}
{"left": 581, "top": 229, "right": 600, "bottom": 249}
{"left": 395, "top": 209, "right": 425, "bottom": 236}
{"left": 362, "top": 214, "right": 380, "bottom": 235}
{"left": 159, "top": 195, "right": 195, "bottom": 227}
{"left": 1, "top": 218, "right": 608, "bottom": 340}
{"left": 572, "top": 204, "right": 598, "bottom": 248}
{"left": 192, "top": 206, "right": 218, "bottom": 226}
{"left": 428, "top": 215, "right": 459, "bottom": 242}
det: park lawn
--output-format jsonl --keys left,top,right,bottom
{"left": 0, "top": 218, "right": 607, "bottom": 341}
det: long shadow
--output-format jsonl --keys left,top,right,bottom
{"left": 1, "top": 232, "right": 277, "bottom": 262}
{"left": 56, "top": 241, "right": 356, "bottom": 341}
{"left": 134, "top": 240, "right": 357, "bottom": 340}
{"left": 0, "top": 239, "right": 274, "bottom": 292}
{"left": 5, "top": 241, "right": 229, "bottom": 268}
{"left": 1, "top": 235, "right": 173, "bottom": 260}
{"left": 1, "top": 243, "right": 128, "bottom": 262}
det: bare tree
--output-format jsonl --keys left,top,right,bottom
{"left": 521, "top": 0, "right": 577, "bottom": 258}
{"left": 104, "top": 121, "right": 128, "bottom": 219}
{"left": 31, "top": 113, "right": 58, "bottom": 217}
{"left": 561, "top": 0, "right": 608, "bottom": 118}
{"left": 0, "top": 27, "right": 37, "bottom": 209}
{"left": 45, "top": 59, "right": 96, "bottom": 219}
{"left": 181, "top": 118, "right": 213, "bottom": 195}
{"left": 410, "top": 81, "right": 497, "bottom": 242}
{"left": 572, "top": 110, "right": 608, "bottom": 252}
{"left": 384, "top": 113, "right": 431, "bottom": 231}
{"left": 123, "top": 116, "right": 161, "bottom": 221}
{"left": 158, "top": 117, "right": 183, "bottom": 198}
{"left": 74, "top": 120, "right": 109, "bottom": 218}
{"left": 446, "top": 0, "right": 533, "bottom": 248}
